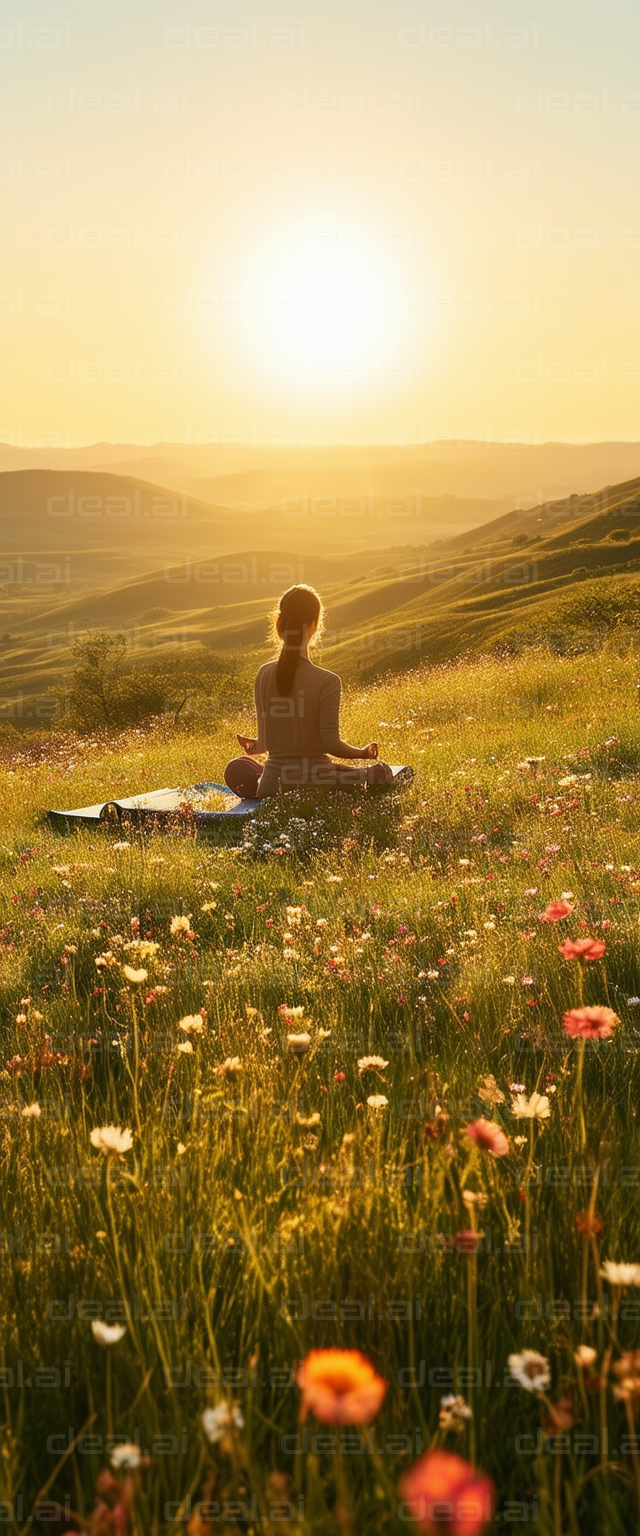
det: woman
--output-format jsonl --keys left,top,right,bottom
{"left": 224, "top": 584, "right": 393, "bottom": 799}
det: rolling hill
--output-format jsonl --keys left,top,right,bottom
{"left": 2, "top": 467, "right": 640, "bottom": 725}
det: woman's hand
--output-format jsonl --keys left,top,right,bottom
{"left": 237, "top": 734, "right": 259, "bottom": 756}
{"left": 362, "top": 742, "right": 379, "bottom": 760}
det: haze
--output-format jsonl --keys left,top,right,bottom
{"left": 2, "top": 0, "right": 639, "bottom": 449}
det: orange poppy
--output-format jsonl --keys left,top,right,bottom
{"left": 297, "top": 1348, "right": 387, "bottom": 1425}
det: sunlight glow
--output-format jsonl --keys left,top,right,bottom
{"left": 242, "top": 222, "right": 403, "bottom": 388}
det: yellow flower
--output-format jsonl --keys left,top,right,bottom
{"left": 122, "top": 965, "right": 148, "bottom": 985}
{"left": 170, "top": 915, "right": 192, "bottom": 935}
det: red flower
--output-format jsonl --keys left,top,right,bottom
{"left": 465, "top": 1118, "right": 509, "bottom": 1157}
{"left": 541, "top": 900, "right": 574, "bottom": 923}
{"left": 559, "top": 937, "right": 606, "bottom": 961}
{"left": 399, "top": 1450, "right": 495, "bottom": 1535}
{"left": 563, "top": 1005, "right": 619, "bottom": 1040}
{"left": 455, "top": 1230, "right": 484, "bottom": 1254}
{"left": 575, "top": 1211, "right": 605, "bottom": 1236}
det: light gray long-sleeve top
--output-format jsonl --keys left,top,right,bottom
{"left": 254, "top": 657, "right": 342, "bottom": 768}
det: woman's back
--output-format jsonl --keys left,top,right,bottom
{"left": 255, "top": 657, "right": 341, "bottom": 765}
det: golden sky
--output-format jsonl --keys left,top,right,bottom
{"left": 1, "top": 0, "right": 639, "bottom": 446}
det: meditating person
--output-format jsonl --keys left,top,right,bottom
{"left": 224, "top": 584, "right": 394, "bottom": 799}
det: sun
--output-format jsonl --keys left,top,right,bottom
{"left": 241, "top": 220, "right": 402, "bottom": 387}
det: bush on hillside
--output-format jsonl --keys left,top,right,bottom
{"left": 66, "top": 630, "right": 240, "bottom": 731}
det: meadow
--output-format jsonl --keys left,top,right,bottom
{"left": 1, "top": 646, "right": 640, "bottom": 1535}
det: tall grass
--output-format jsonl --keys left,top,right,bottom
{"left": 1, "top": 649, "right": 640, "bottom": 1533}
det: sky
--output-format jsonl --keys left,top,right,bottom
{"left": 1, "top": 0, "right": 639, "bottom": 447}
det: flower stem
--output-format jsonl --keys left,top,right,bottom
{"left": 574, "top": 1038, "right": 586, "bottom": 1152}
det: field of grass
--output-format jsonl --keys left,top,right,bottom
{"left": 1, "top": 647, "right": 640, "bottom": 1534}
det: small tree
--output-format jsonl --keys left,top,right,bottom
{"left": 69, "top": 632, "right": 128, "bottom": 727}
{"left": 67, "top": 631, "right": 240, "bottom": 732}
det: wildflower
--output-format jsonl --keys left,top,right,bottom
{"left": 455, "top": 1230, "right": 484, "bottom": 1254}
{"left": 574, "top": 1345, "right": 597, "bottom": 1368}
{"left": 218, "top": 1056, "right": 242, "bottom": 1076}
{"left": 357, "top": 1055, "right": 389, "bottom": 1075}
{"left": 544, "top": 1393, "right": 575, "bottom": 1433}
{"left": 508, "top": 1350, "right": 551, "bottom": 1392}
{"left": 177, "top": 1040, "right": 194, "bottom": 1054}
{"left": 612, "top": 1352, "right": 640, "bottom": 1403}
{"left": 601, "top": 1261, "right": 640, "bottom": 1287}
{"left": 286, "top": 907, "right": 303, "bottom": 926}
{"left": 484, "top": 921, "right": 496, "bottom": 931}
{"left": 559, "top": 937, "right": 606, "bottom": 962}
{"left": 110, "top": 1442, "right": 142, "bottom": 1471}
{"left": 398, "top": 1450, "right": 495, "bottom": 1535}
{"left": 479, "top": 1075, "right": 505, "bottom": 1105}
{"left": 502, "top": 975, "right": 515, "bottom": 985}
{"left": 511, "top": 1092, "right": 551, "bottom": 1121}
{"left": 279, "top": 1004, "right": 305, "bottom": 1021}
{"left": 295, "top": 1112, "right": 321, "bottom": 1128}
{"left": 575, "top": 1211, "right": 605, "bottom": 1236}
{"left": 286, "top": 1033, "right": 311, "bottom": 1056}
{"left": 122, "top": 965, "right": 148, "bottom": 985}
{"left": 112, "top": 842, "right": 131, "bottom": 852}
{"left": 466, "top": 1118, "right": 509, "bottom": 1157}
{"left": 124, "top": 940, "right": 160, "bottom": 962}
{"left": 90, "top": 1125, "right": 134, "bottom": 1155}
{"left": 21, "top": 1103, "right": 40, "bottom": 1119}
{"left": 178, "top": 1015, "right": 205, "bottom": 1034}
{"left": 439, "top": 1395, "right": 473, "bottom": 1432}
{"left": 563, "top": 1006, "right": 619, "bottom": 1040}
{"left": 170, "top": 915, "right": 192, "bottom": 935}
{"left": 367, "top": 1094, "right": 388, "bottom": 1110}
{"left": 201, "top": 1403, "right": 245, "bottom": 1444}
{"left": 92, "top": 1321, "right": 126, "bottom": 1347}
{"left": 298, "top": 1349, "right": 387, "bottom": 1425}
{"left": 628, "top": 997, "right": 640, "bottom": 1007}
{"left": 540, "top": 900, "right": 574, "bottom": 922}
{"left": 427, "top": 969, "right": 440, "bottom": 980}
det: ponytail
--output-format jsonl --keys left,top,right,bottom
{"left": 273, "top": 585, "right": 323, "bottom": 698}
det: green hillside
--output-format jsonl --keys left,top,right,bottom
{"left": 2, "top": 471, "right": 640, "bottom": 729}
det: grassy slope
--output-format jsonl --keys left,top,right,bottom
{"left": 4, "top": 473, "right": 640, "bottom": 722}
{"left": 0, "top": 649, "right": 640, "bottom": 1530}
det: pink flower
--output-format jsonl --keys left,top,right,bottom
{"left": 563, "top": 1006, "right": 619, "bottom": 1040}
{"left": 399, "top": 1450, "right": 495, "bottom": 1535}
{"left": 455, "top": 1230, "right": 484, "bottom": 1254}
{"left": 559, "top": 937, "right": 606, "bottom": 962}
{"left": 541, "top": 900, "right": 574, "bottom": 923}
{"left": 466, "top": 1118, "right": 509, "bottom": 1157}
